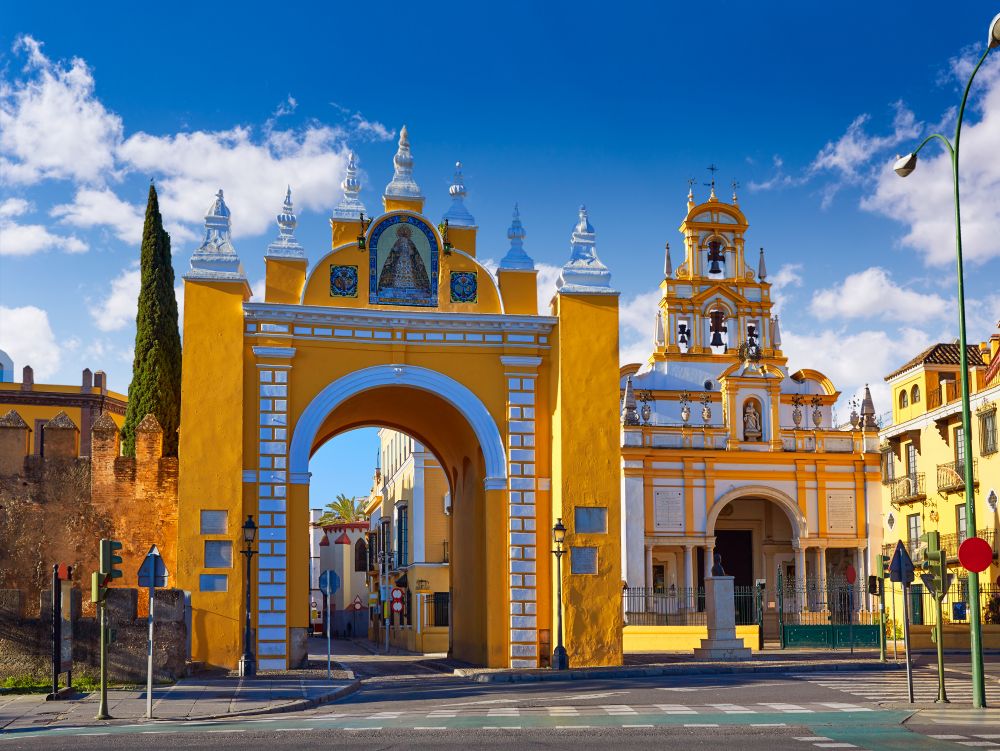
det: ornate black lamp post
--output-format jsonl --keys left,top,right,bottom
{"left": 239, "top": 515, "right": 257, "bottom": 678}
{"left": 551, "top": 518, "right": 569, "bottom": 670}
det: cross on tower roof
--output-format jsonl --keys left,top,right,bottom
{"left": 705, "top": 164, "right": 718, "bottom": 189}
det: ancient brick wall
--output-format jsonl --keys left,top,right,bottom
{"left": 0, "top": 410, "right": 178, "bottom": 618}
{"left": 0, "top": 588, "right": 188, "bottom": 682}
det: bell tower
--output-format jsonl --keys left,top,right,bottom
{"left": 651, "top": 180, "right": 781, "bottom": 362}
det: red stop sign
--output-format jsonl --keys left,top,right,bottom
{"left": 845, "top": 564, "right": 857, "bottom": 584}
{"left": 959, "top": 536, "right": 994, "bottom": 573}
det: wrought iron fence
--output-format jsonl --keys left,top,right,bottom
{"left": 777, "top": 583, "right": 878, "bottom": 626}
{"left": 622, "top": 586, "right": 759, "bottom": 626}
{"left": 905, "top": 581, "right": 1000, "bottom": 626}
{"left": 882, "top": 528, "right": 997, "bottom": 561}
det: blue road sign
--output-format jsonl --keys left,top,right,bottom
{"left": 319, "top": 570, "right": 340, "bottom": 596}
{"left": 889, "top": 539, "right": 915, "bottom": 585}
{"left": 137, "top": 544, "right": 168, "bottom": 588}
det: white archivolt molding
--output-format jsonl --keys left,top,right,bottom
{"left": 288, "top": 364, "right": 507, "bottom": 489}
{"left": 705, "top": 484, "right": 807, "bottom": 543}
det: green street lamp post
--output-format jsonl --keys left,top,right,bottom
{"left": 893, "top": 12, "right": 1000, "bottom": 709}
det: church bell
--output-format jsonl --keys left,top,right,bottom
{"left": 709, "top": 330, "right": 725, "bottom": 348}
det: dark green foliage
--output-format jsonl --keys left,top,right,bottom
{"left": 122, "top": 185, "right": 182, "bottom": 456}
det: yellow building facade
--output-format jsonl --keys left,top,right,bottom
{"left": 619, "top": 187, "right": 882, "bottom": 639}
{"left": 879, "top": 332, "right": 1000, "bottom": 631}
{"left": 364, "top": 428, "right": 452, "bottom": 653}
{"left": 176, "top": 129, "right": 624, "bottom": 670}
{"left": 0, "top": 364, "right": 126, "bottom": 456}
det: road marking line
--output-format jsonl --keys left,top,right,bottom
{"left": 759, "top": 703, "right": 813, "bottom": 713}
{"left": 813, "top": 745, "right": 857, "bottom": 749}
{"left": 929, "top": 735, "right": 968, "bottom": 739}
{"left": 957, "top": 743, "right": 1000, "bottom": 748}
{"left": 555, "top": 725, "right": 592, "bottom": 729}
{"left": 707, "top": 703, "right": 754, "bottom": 713}
{"left": 342, "top": 727, "right": 381, "bottom": 731}
{"left": 655, "top": 704, "right": 697, "bottom": 713}
{"left": 623, "top": 724, "right": 654, "bottom": 728}
{"left": 413, "top": 726, "right": 447, "bottom": 730}
{"left": 795, "top": 737, "right": 831, "bottom": 742}
{"left": 751, "top": 723, "right": 788, "bottom": 727}
{"left": 684, "top": 723, "right": 720, "bottom": 727}
{"left": 206, "top": 729, "right": 245, "bottom": 733}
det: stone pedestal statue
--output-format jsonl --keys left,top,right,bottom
{"left": 692, "top": 574, "right": 752, "bottom": 660}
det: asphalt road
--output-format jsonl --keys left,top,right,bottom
{"left": 4, "top": 651, "right": 1000, "bottom": 750}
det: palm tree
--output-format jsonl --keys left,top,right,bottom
{"left": 318, "top": 493, "right": 365, "bottom": 525}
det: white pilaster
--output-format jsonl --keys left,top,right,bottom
{"left": 502, "top": 355, "right": 542, "bottom": 668}
{"left": 621, "top": 474, "right": 645, "bottom": 587}
{"left": 253, "top": 347, "right": 295, "bottom": 671}
{"left": 412, "top": 448, "right": 425, "bottom": 563}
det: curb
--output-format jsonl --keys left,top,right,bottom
{"left": 184, "top": 678, "right": 363, "bottom": 721}
{"left": 458, "top": 660, "right": 901, "bottom": 684}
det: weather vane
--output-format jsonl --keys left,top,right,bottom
{"left": 705, "top": 164, "right": 719, "bottom": 191}
{"left": 732, "top": 179, "right": 740, "bottom": 201}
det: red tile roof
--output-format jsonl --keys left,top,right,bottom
{"left": 885, "top": 342, "right": 985, "bottom": 381}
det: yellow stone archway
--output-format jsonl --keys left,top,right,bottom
{"left": 175, "top": 134, "right": 625, "bottom": 671}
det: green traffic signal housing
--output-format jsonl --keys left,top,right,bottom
{"left": 100, "top": 538, "right": 124, "bottom": 579}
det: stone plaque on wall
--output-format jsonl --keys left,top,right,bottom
{"left": 826, "top": 491, "right": 857, "bottom": 534}
{"left": 654, "top": 488, "right": 684, "bottom": 532}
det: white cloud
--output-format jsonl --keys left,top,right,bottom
{"left": 0, "top": 198, "right": 30, "bottom": 218}
{"left": 619, "top": 289, "right": 662, "bottom": 365}
{"left": 350, "top": 114, "right": 394, "bottom": 142}
{"left": 862, "top": 56, "right": 1000, "bottom": 266}
{"left": 782, "top": 325, "right": 933, "bottom": 423}
{"left": 118, "top": 126, "right": 350, "bottom": 239}
{"left": 0, "top": 305, "right": 61, "bottom": 379}
{"left": 50, "top": 187, "right": 145, "bottom": 244}
{"left": 93, "top": 266, "right": 140, "bottom": 332}
{"left": 810, "top": 266, "right": 948, "bottom": 323}
{"left": 810, "top": 102, "right": 920, "bottom": 181}
{"left": 0, "top": 219, "right": 87, "bottom": 255}
{"left": 0, "top": 36, "right": 123, "bottom": 185}
{"left": 768, "top": 263, "right": 802, "bottom": 317}
{"left": 534, "top": 262, "right": 561, "bottom": 315}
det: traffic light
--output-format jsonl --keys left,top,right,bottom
{"left": 878, "top": 554, "right": 889, "bottom": 579}
{"left": 100, "top": 538, "right": 124, "bottom": 579}
{"left": 868, "top": 575, "right": 881, "bottom": 596}
{"left": 925, "top": 547, "right": 948, "bottom": 598}
{"left": 91, "top": 571, "right": 109, "bottom": 603}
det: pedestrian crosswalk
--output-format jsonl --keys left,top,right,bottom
{"left": 790, "top": 669, "right": 997, "bottom": 704}
{"left": 312, "top": 702, "right": 874, "bottom": 723}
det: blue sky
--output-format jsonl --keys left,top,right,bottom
{"left": 2, "top": 3, "right": 999, "bottom": 509}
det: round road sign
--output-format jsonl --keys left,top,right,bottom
{"left": 959, "top": 536, "right": 993, "bottom": 573}
{"left": 391, "top": 587, "right": 404, "bottom": 601}
{"left": 845, "top": 564, "right": 857, "bottom": 585}
{"left": 391, "top": 600, "right": 403, "bottom": 613}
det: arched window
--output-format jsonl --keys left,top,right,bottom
{"left": 354, "top": 537, "right": 368, "bottom": 572}
{"left": 899, "top": 390, "right": 909, "bottom": 409}
{"left": 911, "top": 385, "right": 921, "bottom": 404}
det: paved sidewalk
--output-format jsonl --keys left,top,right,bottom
{"left": 0, "top": 674, "right": 358, "bottom": 730}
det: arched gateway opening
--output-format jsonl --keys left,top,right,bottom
{"left": 295, "top": 365, "right": 505, "bottom": 665}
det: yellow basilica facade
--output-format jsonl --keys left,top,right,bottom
{"left": 619, "top": 186, "right": 882, "bottom": 641}
{"left": 176, "top": 129, "right": 624, "bottom": 670}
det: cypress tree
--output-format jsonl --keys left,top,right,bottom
{"left": 122, "top": 183, "right": 182, "bottom": 456}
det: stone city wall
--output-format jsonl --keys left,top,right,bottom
{"left": 0, "top": 587, "right": 188, "bottom": 682}
{"left": 0, "top": 410, "right": 178, "bottom": 618}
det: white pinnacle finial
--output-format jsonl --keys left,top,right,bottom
{"left": 384, "top": 124, "right": 422, "bottom": 198}
{"left": 664, "top": 242, "right": 673, "bottom": 278}
{"left": 557, "top": 204, "right": 616, "bottom": 294}
{"left": 442, "top": 160, "right": 475, "bottom": 226}
{"left": 267, "top": 186, "right": 305, "bottom": 259}
{"left": 499, "top": 203, "right": 534, "bottom": 270}
{"left": 333, "top": 151, "right": 366, "bottom": 219}
{"left": 758, "top": 247, "right": 768, "bottom": 281}
{"left": 186, "top": 187, "right": 247, "bottom": 281}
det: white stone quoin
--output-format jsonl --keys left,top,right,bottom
{"left": 692, "top": 576, "right": 752, "bottom": 660}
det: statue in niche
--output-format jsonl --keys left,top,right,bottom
{"left": 711, "top": 552, "right": 726, "bottom": 576}
{"left": 743, "top": 401, "right": 762, "bottom": 441}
